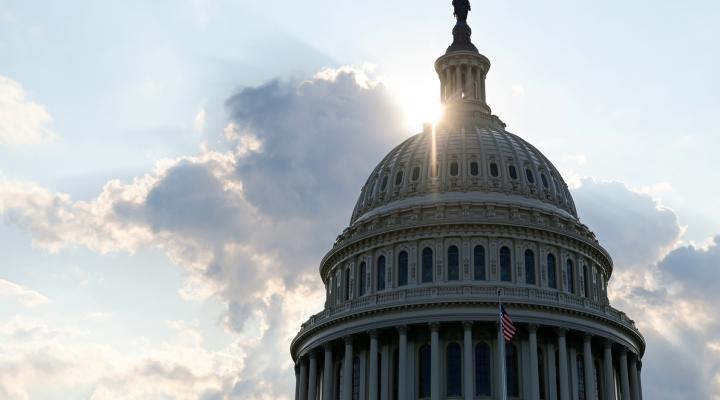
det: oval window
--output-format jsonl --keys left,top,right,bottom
{"left": 525, "top": 169, "right": 535, "bottom": 183}
{"left": 509, "top": 165, "right": 518, "bottom": 180}
{"left": 395, "top": 170, "right": 404, "bottom": 186}
{"left": 470, "top": 162, "right": 479, "bottom": 176}
{"left": 412, "top": 166, "right": 421, "bottom": 181}
{"left": 490, "top": 163, "right": 499, "bottom": 177}
{"left": 450, "top": 162, "right": 459, "bottom": 176}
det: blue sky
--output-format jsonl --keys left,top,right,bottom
{"left": 1, "top": 1, "right": 719, "bottom": 399}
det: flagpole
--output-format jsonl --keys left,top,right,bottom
{"left": 498, "top": 288, "right": 507, "bottom": 400}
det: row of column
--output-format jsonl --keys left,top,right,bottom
{"left": 295, "top": 323, "right": 643, "bottom": 400}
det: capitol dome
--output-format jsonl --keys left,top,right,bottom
{"left": 292, "top": 4, "right": 644, "bottom": 400}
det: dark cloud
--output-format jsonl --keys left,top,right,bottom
{"left": 659, "top": 236, "right": 720, "bottom": 301}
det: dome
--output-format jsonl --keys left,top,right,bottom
{"left": 350, "top": 121, "right": 577, "bottom": 226}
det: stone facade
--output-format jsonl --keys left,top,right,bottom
{"left": 290, "top": 7, "right": 644, "bottom": 400}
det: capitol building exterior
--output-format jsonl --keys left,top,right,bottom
{"left": 291, "top": 5, "right": 645, "bottom": 400}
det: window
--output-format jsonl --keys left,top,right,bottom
{"left": 381, "top": 176, "right": 389, "bottom": 191}
{"left": 500, "top": 246, "right": 512, "bottom": 282}
{"left": 446, "top": 343, "right": 462, "bottom": 396}
{"left": 475, "top": 343, "right": 491, "bottom": 396}
{"left": 470, "top": 161, "right": 479, "bottom": 176}
{"left": 526, "top": 168, "right": 535, "bottom": 183}
{"left": 509, "top": 165, "right": 518, "bottom": 180}
{"left": 548, "top": 254, "right": 557, "bottom": 289}
{"left": 448, "top": 245, "right": 460, "bottom": 281}
{"left": 450, "top": 161, "right": 459, "bottom": 177}
{"left": 398, "top": 251, "right": 408, "bottom": 287}
{"left": 490, "top": 162, "right": 499, "bottom": 177}
{"left": 344, "top": 268, "right": 351, "bottom": 301}
{"left": 506, "top": 343, "right": 519, "bottom": 397}
{"left": 566, "top": 259, "right": 575, "bottom": 294}
{"left": 577, "top": 354, "right": 586, "bottom": 400}
{"left": 412, "top": 166, "right": 421, "bottom": 181}
{"left": 418, "top": 345, "right": 431, "bottom": 398}
{"left": 525, "top": 249, "right": 536, "bottom": 285}
{"left": 583, "top": 264, "right": 591, "bottom": 298}
{"left": 395, "top": 170, "right": 404, "bottom": 186}
{"left": 377, "top": 256, "right": 386, "bottom": 291}
{"left": 474, "top": 245, "right": 486, "bottom": 280}
{"left": 358, "top": 262, "right": 367, "bottom": 296}
{"left": 352, "top": 357, "right": 360, "bottom": 400}
{"left": 541, "top": 173, "right": 549, "bottom": 188}
{"left": 422, "top": 247, "right": 433, "bottom": 283}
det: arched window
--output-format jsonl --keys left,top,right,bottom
{"left": 398, "top": 251, "right": 408, "bottom": 287}
{"left": 500, "top": 246, "right": 512, "bottom": 282}
{"left": 470, "top": 162, "right": 479, "bottom": 176}
{"left": 506, "top": 343, "right": 519, "bottom": 397}
{"left": 566, "top": 259, "right": 575, "bottom": 294}
{"left": 412, "top": 166, "right": 421, "bottom": 181}
{"left": 490, "top": 162, "right": 499, "bottom": 177}
{"left": 525, "top": 249, "right": 536, "bottom": 285}
{"left": 358, "top": 262, "right": 366, "bottom": 296}
{"left": 577, "top": 354, "right": 586, "bottom": 400}
{"left": 377, "top": 256, "right": 386, "bottom": 291}
{"left": 583, "top": 264, "right": 591, "bottom": 298}
{"left": 474, "top": 245, "right": 486, "bottom": 280}
{"left": 446, "top": 343, "right": 462, "bottom": 396}
{"left": 418, "top": 344, "right": 431, "bottom": 398}
{"left": 422, "top": 247, "right": 433, "bottom": 283}
{"left": 548, "top": 254, "right": 557, "bottom": 289}
{"left": 450, "top": 162, "right": 459, "bottom": 176}
{"left": 430, "top": 163, "right": 439, "bottom": 178}
{"left": 352, "top": 356, "right": 360, "bottom": 400}
{"left": 448, "top": 246, "right": 460, "bottom": 281}
{"left": 526, "top": 168, "right": 535, "bottom": 183}
{"left": 395, "top": 170, "right": 404, "bottom": 186}
{"left": 509, "top": 165, "right": 518, "bottom": 180}
{"left": 475, "top": 343, "right": 491, "bottom": 396}
{"left": 344, "top": 268, "right": 351, "bottom": 301}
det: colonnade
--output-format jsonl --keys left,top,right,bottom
{"left": 294, "top": 322, "right": 642, "bottom": 400}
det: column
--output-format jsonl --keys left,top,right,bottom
{"left": 570, "top": 346, "right": 579, "bottom": 400}
{"left": 619, "top": 348, "right": 630, "bottom": 400}
{"left": 529, "top": 325, "right": 540, "bottom": 400}
{"left": 455, "top": 65, "right": 461, "bottom": 97}
{"left": 343, "top": 337, "right": 353, "bottom": 400}
{"left": 583, "top": 335, "right": 597, "bottom": 400}
{"left": 629, "top": 356, "right": 640, "bottom": 400}
{"left": 295, "top": 364, "right": 300, "bottom": 400}
{"left": 445, "top": 68, "right": 452, "bottom": 101}
{"left": 463, "top": 322, "right": 474, "bottom": 400}
{"left": 324, "top": 345, "right": 334, "bottom": 400}
{"left": 369, "top": 332, "right": 379, "bottom": 400}
{"left": 547, "top": 343, "right": 557, "bottom": 400}
{"left": 558, "top": 329, "right": 570, "bottom": 400}
{"left": 603, "top": 340, "right": 616, "bottom": 400}
{"left": 430, "top": 323, "right": 440, "bottom": 400}
{"left": 299, "top": 358, "right": 309, "bottom": 400}
{"left": 381, "top": 344, "right": 389, "bottom": 400}
{"left": 399, "top": 326, "right": 408, "bottom": 400}
{"left": 308, "top": 353, "right": 318, "bottom": 400}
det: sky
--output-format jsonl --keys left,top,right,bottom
{"left": 0, "top": 0, "right": 719, "bottom": 399}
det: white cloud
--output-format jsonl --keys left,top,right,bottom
{"left": 194, "top": 108, "right": 206, "bottom": 133}
{"left": 0, "top": 278, "right": 49, "bottom": 307}
{"left": 0, "top": 75, "right": 54, "bottom": 147}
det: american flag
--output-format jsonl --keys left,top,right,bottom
{"left": 500, "top": 304, "right": 516, "bottom": 342}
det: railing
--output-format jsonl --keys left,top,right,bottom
{"left": 297, "top": 284, "right": 641, "bottom": 340}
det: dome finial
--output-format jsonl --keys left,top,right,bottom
{"left": 448, "top": 0, "right": 478, "bottom": 53}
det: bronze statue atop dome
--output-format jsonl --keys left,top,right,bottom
{"left": 453, "top": 0, "right": 471, "bottom": 23}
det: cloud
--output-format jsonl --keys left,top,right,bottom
{"left": 0, "top": 278, "right": 50, "bottom": 307}
{"left": 0, "top": 67, "right": 402, "bottom": 399}
{"left": 0, "top": 75, "right": 54, "bottom": 147}
{"left": 573, "top": 180, "right": 720, "bottom": 399}
{"left": 511, "top": 83, "right": 525, "bottom": 96}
